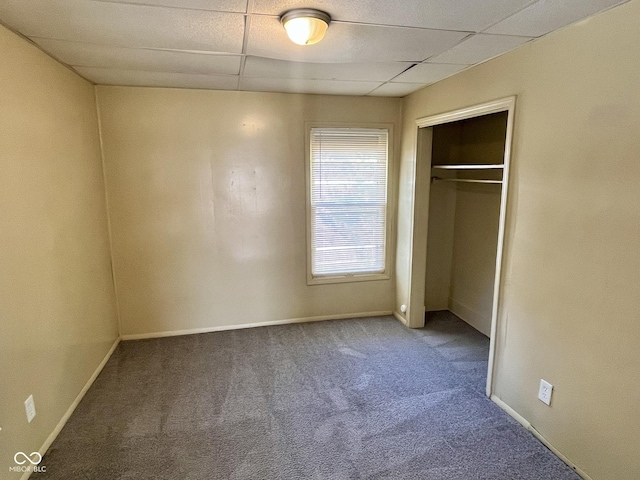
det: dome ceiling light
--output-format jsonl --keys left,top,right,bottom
{"left": 280, "top": 9, "right": 331, "bottom": 46}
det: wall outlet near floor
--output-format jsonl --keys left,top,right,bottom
{"left": 538, "top": 379, "right": 553, "bottom": 406}
{"left": 25, "top": 395, "right": 36, "bottom": 423}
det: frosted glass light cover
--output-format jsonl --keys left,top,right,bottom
{"left": 281, "top": 9, "right": 331, "bottom": 46}
{"left": 283, "top": 16, "right": 328, "bottom": 45}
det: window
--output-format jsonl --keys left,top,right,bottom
{"left": 307, "top": 126, "right": 390, "bottom": 284}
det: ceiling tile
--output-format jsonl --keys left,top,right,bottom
{"left": 240, "top": 77, "right": 382, "bottom": 95}
{"left": 0, "top": 0, "right": 244, "bottom": 52}
{"left": 34, "top": 39, "right": 242, "bottom": 75}
{"left": 75, "top": 67, "right": 240, "bottom": 90}
{"left": 244, "top": 57, "right": 412, "bottom": 82}
{"left": 2, "top": 0, "right": 624, "bottom": 96}
{"left": 247, "top": 15, "right": 469, "bottom": 63}
{"left": 92, "top": 0, "right": 247, "bottom": 13}
{"left": 391, "top": 63, "right": 468, "bottom": 84}
{"left": 253, "top": 0, "right": 533, "bottom": 32}
{"left": 426, "top": 34, "right": 532, "bottom": 65}
{"left": 368, "top": 83, "right": 426, "bottom": 97}
{"left": 485, "top": 0, "right": 629, "bottom": 37}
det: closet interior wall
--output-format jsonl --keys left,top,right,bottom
{"left": 424, "top": 112, "right": 507, "bottom": 336}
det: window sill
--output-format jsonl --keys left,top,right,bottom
{"left": 307, "top": 272, "right": 390, "bottom": 286}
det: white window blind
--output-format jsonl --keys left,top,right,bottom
{"left": 310, "top": 127, "right": 388, "bottom": 277}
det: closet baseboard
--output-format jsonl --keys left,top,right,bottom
{"left": 448, "top": 298, "right": 491, "bottom": 337}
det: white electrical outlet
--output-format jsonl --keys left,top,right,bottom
{"left": 24, "top": 395, "right": 36, "bottom": 423}
{"left": 538, "top": 379, "right": 553, "bottom": 406}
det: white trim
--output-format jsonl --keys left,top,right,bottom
{"left": 308, "top": 272, "right": 390, "bottom": 285}
{"left": 120, "top": 311, "right": 394, "bottom": 340}
{"left": 406, "top": 128, "right": 431, "bottom": 329}
{"left": 21, "top": 337, "right": 120, "bottom": 480}
{"left": 393, "top": 311, "right": 408, "bottom": 326}
{"left": 415, "top": 97, "right": 515, "bottom": 128}
{"left": 490, "top": 394, "right": 531, "bottom": 429}
{"left": 490, "top": 395, "right": 592, "bottom": 480}
{"left": 408, "top": 96, "right": 516, "bottom": 398}
{"left": 401, "top": 128, "right": 419, "bottom": 328}
{"left": 487, "top": 96, "right": 516, "bottom": 398}
{"left": 304, "top": 122, "right": 395, "bottom": 286}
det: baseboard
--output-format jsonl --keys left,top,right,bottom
{"left": 490, "top": 394, "right": 532, "bottom": 429}
{"left": 21, "top": 337, "right": 120, "bottom": 480}
{"left": 393, "top": 311, "right": 408, "bottom": 326}
{"left": 120, "top": 311, "right": 394, "bottom": 340}
{"left": 448, "top": 298, "right": 491, "bottom": 337}
{"left": 490, "top": 395, "right": 592, "bottom": 480}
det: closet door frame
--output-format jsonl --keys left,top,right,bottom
{"left": 405, "top": 96, "right": 516, "bottom": 397}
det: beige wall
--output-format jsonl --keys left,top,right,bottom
{"left": 424, "top": 123, "right": 459, "bottom": 312}
{"left": 448, "top": 182, "right": 501, "bottom": 336}
{"left": 0, "top": 25, "right": 119, "bottom": 477}
{"left": 424, "top": 181, "right": 456, "bottom": 312}
{"left": 96, "top": 87, "right": 401, "bottom": 336}
{"left": 449, "top": 114, "right": 506, "bottom": 336}
{"left": 400, "top": 1, "right": 640, "bottom": 478}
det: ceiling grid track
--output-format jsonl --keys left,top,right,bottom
{"left": 237, "top": 0, "right": 254, "bottom": 91}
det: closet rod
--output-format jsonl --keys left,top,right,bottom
{"left": 431, "top": 177, "right": 503, "bottom": 184}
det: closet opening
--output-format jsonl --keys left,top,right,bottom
{"left": 403, "top": 97, "right": 515, "bottom": 397}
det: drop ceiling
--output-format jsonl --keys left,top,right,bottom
{"left": 0, "top": 0, "right": 629, "bottom": 97}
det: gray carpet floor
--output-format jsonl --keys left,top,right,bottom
{"left": 39, "top": 312, "right": 580, "bottom": 479}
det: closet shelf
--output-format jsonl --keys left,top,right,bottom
{"left": 432, "top": 178, "right": 502, "bottom": 184}
{"left": 431, "top": 164, "right": 504, "bottom": 170}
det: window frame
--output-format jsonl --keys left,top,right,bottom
{"left": 305, "top": 122, "right": 394, "bottom": 286}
